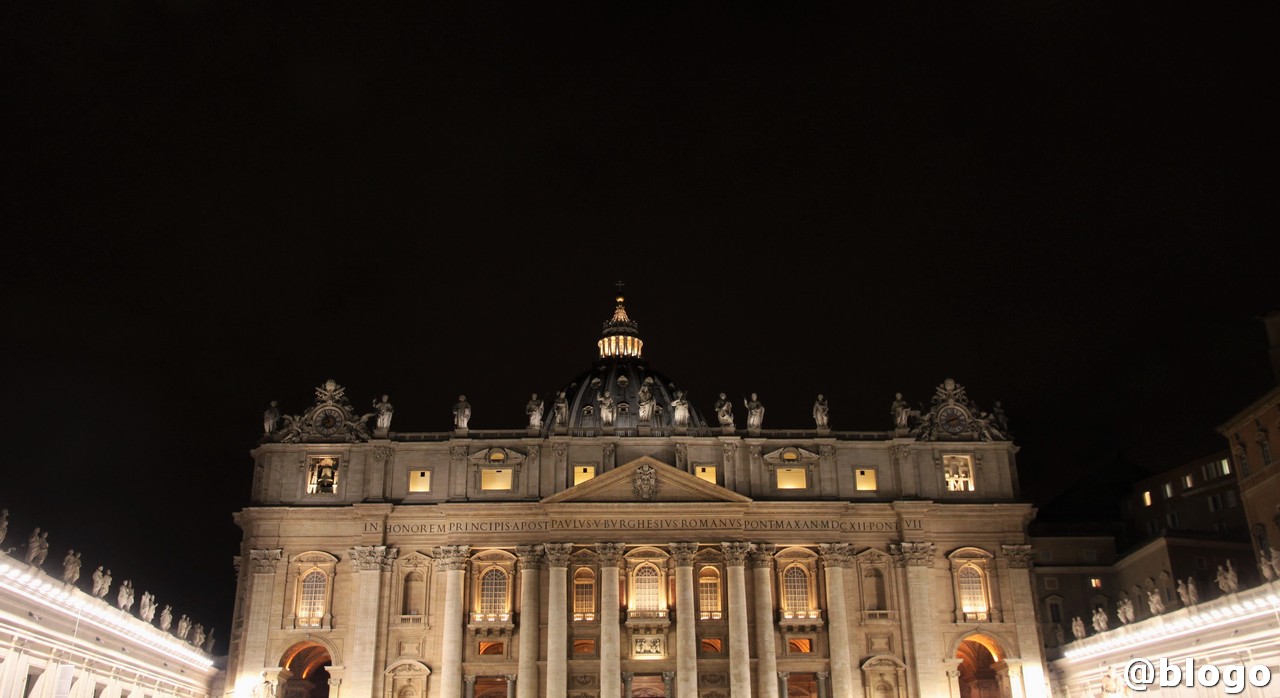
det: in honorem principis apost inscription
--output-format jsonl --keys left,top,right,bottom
{"left": 366, "top": 517, "right": 924, "bottom": 535}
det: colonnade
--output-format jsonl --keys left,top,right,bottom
{"left": 434, "top": 542, "right": 860, "bottom": 698}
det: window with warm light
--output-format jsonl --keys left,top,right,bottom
{"left": 1182, "top": 473, "right": 1194, "bottom": 489}
{"left": 957, "top": 565, "right": 988, "bottom": 620}
{"left": 573, "top": 568, "right": 595, "bottom": 620}
{"left": 1089, "top": 577, "right": 1103, "bottom": 589}
{"left": 297, "top": 570, "right": 327, "bottom": 627}
{"left": 573, "top": 639, "right": 596, "bottom": 655}
{"left": 1163, "top": 482, "right": 1174, "bottom": 498}
{"left": 1142, "top": 490, "right": 1152, "bottom": 506}
{"left": 1220, "top": 458, "right": 1231, "bottom": 475}
{"left": 306, "top": 456, "right": 340, "bottom": 494}
{"left": 782, "top": 565, "right": 811, "bottom": 612}
{"left": 479, "top": 568, "right": 508, "bottom": 616}
{"left": 695, "top": 465, "right": 717, "bottom": 484}
{"left": 633, "top": 565, "right": 661, "bottom": 612}
{"left": 700, "top": 638, "right": 723, "bottom": 654}
{"left": 573, "top": 465, "right": 596, "bottom": 486}
{"left": 478, "top": 641, "right": 504, "bottom": 655}
{"left": 698, "top": 567, "right": 721, "bottom": 620}
{"left": 943, "top": 455, "right": 975, "bottom": 492}
{"left": 481, "top": 468, "right": 513, "bottom": 491}
{"left": 408, "top": 469, "right": 432, "bottom": 493}
{"left": 776, "top": 467, "right": 807, "bottom": 489}
{"left": 787, "top": 638, "right": 813, "bottom": 654}
{"left": 856, "top": 468, "right": 877, "bottom": 491}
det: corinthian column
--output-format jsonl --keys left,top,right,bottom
{"left": 669, "top": 542, "right": 700, "bottom": 697}
{"left": 515, "top": 545, "right": 544, "bottom": 698}
{"left": 892, "top": 541, "right": 942, "bottom": 697}
{"left": 237, "top": 549, "right": 282, "bottom": 690}
{"left": 545, "top": 543, "right": 574, "bottom": 698}
{"left": 1002, "top": 545, "right": 1048, "bottom": 698}
{"left": 596, "top": 543, "right": 626, "bottom": 698}
{"left": 436, "top": 545, "right": 471, "bottom": 698}
{"left": 347, "top": 545, "right": 397, "bottom": 697}
{"left": 722, "top": 542, "right": 753, "bottom": 697}
{"left": 818, "top": 544, "right": 858, "bottom": 698}
{"left": 750, "top": 544, "right": 779, "bottom": 698}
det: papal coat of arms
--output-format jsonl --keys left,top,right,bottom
{"left": 632, "top": 462, "right": 659, "bottom": 501}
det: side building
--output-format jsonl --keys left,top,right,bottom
{"left": 225, "top": 296, "right": 1049, "bottom": 698}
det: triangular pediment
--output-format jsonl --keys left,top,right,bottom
{"left": 542, "top": 456, "right": 752, "bottom": 504}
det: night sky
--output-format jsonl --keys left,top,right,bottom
{"left": 4, "top": 2, "right": 1275, "bottom": 653}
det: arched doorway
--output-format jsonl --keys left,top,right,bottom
{"left": 955, "top": 633, "right": 1009, "bottom": 698}
{"left": 279, "top": 641, "right": 333, "bottom": 698}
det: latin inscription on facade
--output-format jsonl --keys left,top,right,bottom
{"left": 366, "top": 518, "right": 924, "bottom": 534}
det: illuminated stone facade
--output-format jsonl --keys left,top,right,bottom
{"left": 225, "top": 298, "right": 1048, "bottom": 698}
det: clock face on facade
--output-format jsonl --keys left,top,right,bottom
{"left": 938, "top": 405, "right": 969, "bottom": 434}
{"left": 313, "top": 407, "right": 344, "bottom": 436}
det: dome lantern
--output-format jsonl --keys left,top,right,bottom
{"left": 598, "top": 290, "right": 643, "bottom": 359}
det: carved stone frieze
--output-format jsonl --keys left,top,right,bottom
{"left": 595, "top": 542, "right": 626, "bottom": 566}
{"left": 371, "top": 446, "right": 393, "bottom": 462}
{"left": 675, "top": 443, "right": 688, "bottom": 470}
{"left": 249, "top": 549, "right": 283, "bottom": 574}
{"left": 817, "top": 543, "right": 853, "bottom": 568}
{"left": 434, "top": 545, "right": 471, "bottom": 571}
{"left": 554, "top": 442, "right": 567, "bottom": 467}
{"left": 544, "top": 543, "right": 573, "bottom": 568}
{"left": 669, "top": 542, "right": 699, "bottom": 567}
{"left": 890, "top": 542, "right": 936, "bottom": 567}
{"left": 349, "top": 545, "right": 398, "bottom": 571}
{"left": 633, "top": 462, "right": 659, "bottom": 501}
{"left": 721, "top": 542, "right": 753, "bottom": 566}
{"left": 449, "top": 446, "right": 468, "bottom": 465}
{"left": 1002, "top": 544, "right": 1034, "bottom": 568}
{"left": 749, "top": 543, "right": 776, "bottom": 569}
{"left": 515, "top": 544, "right": 543, "bottom": 571}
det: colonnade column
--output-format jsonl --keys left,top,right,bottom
{"left": 436, "top": 545, "right": 471, "bottom": 698}
{"left": 596, "top": 543, "right": 626, "bottom": 698}
{"left": 236, "top": 549, "right": 282, "bottom": 693}
{"left": 506, "top": 674, "right": 517, "bottom": 698}
{"left": 515, "top": 545, "right": 544, "bottom": 698}
{"left": 818, "top": 543, "right": 858, "bottom": 698}
{"left": 669, "top": 542, "right": 700, "bottom": 697}
{"left": 816, "top": 671, "right": 829, "bottom": 698}
{"left": 751, "top": 543, "right": 780, "bottom": 698}
{"left": 778, "top": 671, "right": 790, "bottom": 697}
{"left": 722, "top": 542, "right": 753, "bottom": 697}
{"left": 347, "top": 545, "right": 397, "bottom": 697}
{"left": 545, "top": 543, "right": 574, "bottom": 698}
{"left": 1002, "top": 545, "right": 1048, "bottom": 698}
{"left": 893, "top": 541, "right": 944, "bottom": 697}
{"left": 622, "top": 672, "right": 634, "bottom": 696}
{"left": 464, "top": 675, "right": 476, "bottom": 698}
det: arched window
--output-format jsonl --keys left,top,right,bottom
{"left": 698, "top": 567, "right": 721, "bottom": 620}
{"left": 634, "top": 565, "right": 661, "bottom": 611}
{"left": 957, "top": 564, "right": 988, "bottom": 620}
{"left": 479, "top": 568, "right": 508, "bottom": 615}
{"left": 864, "top": 568, "right": 887, "bottom": 611}
{"left": 297, "top": 570, "right": 327, "bottom": 627}
{"left": 782, "top": 565, "right": 811, "bottom": 611}
{"left": 574, "top": 568, "right": 596, "bottom": 619}
{"left": 402, "top": 571, "right": 425, "bottom": 616}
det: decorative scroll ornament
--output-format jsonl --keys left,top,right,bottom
{"left": 633, "top": 462, "right": 660, "bottom": 501}
{"left": 267, "top": 379, "right": 375, "bottom": 444}
{"left": 889, "top": 541, "right": 936, "bottom": 567}
{"left": 515, "top": 544, "right": 544, "bottom": 571}
{"left": 817, "top": 543, "right": 854, "bottom": 568}
{"left": 669, "top": 542, "right": 699, "bottom": 566}
{"left": 1002, "top": 544, "right": 1034, "bottom": 568}
{"left": 749, "top": 543, "right": 776, "bottom": 569}
{"left": 909, "top": 377, "right": 1009, "bottom": 442}
{"left": 350, "top": 545, "right": 398, "bottom": 571}
{"left": 372, "top": 446, "right": 393, "bottom": 462}
{"left": 249, "top": 549, "right": 283, "bottom": 574}
{"left": 595, "top": 542, "right": 626, "bottom": 566}
{"left": 721, "top": 542, "right": 753, "bottom": 566}
{"left": 434, "top": 545, "right": 471, "bottom": 571}
{"left": 544, "top": 543, "right": 573, "bottom": 568}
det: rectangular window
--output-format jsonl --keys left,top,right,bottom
{"left": 856, "top": 468, "right": 878, "bottom": 491}
{"left": 1182, "top": 473, "right": 1194, "bottom": 489}
{"left": 573, "top": 465, "right": 596, "bottom": 486}
{"left": 481, "top": 468, "right": 513, "bottom": 491}
{"left": 1221, "top": 458, "right": 1231, "bottom": 475}
{"left": 573, "top": 639, "right": 596, "bottom": 655}
{"left": 787, "top": 638, "right": 813, "bottom": 653}
{"left": 776, "top": 467, "right": 807, "bottom": 490}
{"left": 1142, "top": 490, "right": 1153, "bottom": 506}
{"left": 306, "top": 456, "right": 340, "bottom": 495}
{"left": 1226, "top": 490, "right": 1238, "bottom": 507}
{"left": 408, "top": 469, "right": 432, "bottom": 493}
{"left": 1089, "top": 578, "right": 1102, "bottom": 589}
{"left": 1043, "top": 577, "right": 1059, "bottom": 590}
{"left": 1163, "top": 482, "right": 1174, "bottom": 498}
{"left": 695, "top": 465, "right": 717, "bottom": 484}
{"left": 1047, "top": 599, "right": 1063, "bottom": 623}
{"left": 478, "top": 641, "right": 504, "bottom": 656}
{"left": 700, "top": 638, "right": 723, "bottom": 654}
{"left": 1208, "top": 494, "right": 1221, "bottom": 512}
{"left": 943, "top": 455, "right": 975, "bottom": 492}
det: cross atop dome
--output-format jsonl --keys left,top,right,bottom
{"left": 599, "top": 284, "right": 643, "bottom": 358}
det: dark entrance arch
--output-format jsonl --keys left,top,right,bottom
{"left": 279, "top": 641, "right": 333, "bottom": 698}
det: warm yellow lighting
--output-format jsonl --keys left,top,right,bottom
{"left": 481, "top": 468, "right": 512, "bottom": 490}
{"left": 776, "top": 467, "right": 807, "bottom": 489}
{"left": 1142, "top": 490, "right": 1152, "bottom": 506}
{"left": 856, "top": 468, "right": 877, "bottom": 491}
{"left": 696, "top": 466, "right": 717, "bottom": 484}
{"left": 574, "top": 466, "right": 596, "bottom": 486}
{"left": 409, "top": 470, "right": 432, "bottom": 493}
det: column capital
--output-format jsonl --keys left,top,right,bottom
{"left": 621, "top": 672, "right": 634, "bottom": 681}
{"left": 778, "top": 671, "right": 790, "bottom": 679}
{"left": 890, "top": 541, "right": 936, "bottom": 567}
{"left": 464, "top": 674, "right": 477, "bottom": 685}
{"left": 669, "top": 542, "right": 699, "bottom": 566}
{"left": 249, "top": 549, "right": 283, "bottom": 574}
{"left": 1002, "top": 544, "right": 1034, "bottom": 568}
{"left": 505, "top": 674, "right": 517, "bottom": 682}
{"left": 595, "top": 542, "right": 626, "bottom": 566}
{"left": 434, "top": 545, "right": 471, "bottom": 571}
{"left": 544, "top": 543, "right": 573, "bottom": 568}
{"left": 721, "top": 542, "right": 753, "bottom": 566}
{"left": 348, "top": 545, "right": 398, "bottom": 571}
{"left": 816, "top": 672, "right": 829, "bottom": 680}
{"left": 817, "top": 543, "right": 853, "bottom": 568}
{"left": 749, "top": 543, "right": 776, "bottom": 569}
{"left": 515, "top": 544, "right": 543, "bottom": 571}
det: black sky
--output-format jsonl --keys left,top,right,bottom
{"left": 2, "top": 2, "right": 1275, "bottom": 652}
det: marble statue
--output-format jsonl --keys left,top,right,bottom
{"left": 203, "top": 628, "right": 215, "bottom": 652}
{"left": 597, "top": 390, "right": 616, "bottom": 426}
{"left": 0, "top": 509, "right": 8, "bottom": 546}
{"left": 1226, "top": 559, "right": 1239, "bottom": 592}
{"left": 91, "top": 567, "right": 108, "bottom": 598}
{"left": 139, "top": 592, "right": 156, "bottom": 622}
{"left": 1070, "top": 616, "right": 1086, "bottom": 640}
{"left": 25, "top": 528, "right": 49, "bottom": 566}
{"left": 637, "top": 378, "right": 656, "bottom": 423}
{"left": 62, "top": 550, "right": 81, "bottom": 584}
{"left": 992, "top": 401, "right": 1009, "bottom": 433}
{"left": 553, "top": 391, "right": 569, "bottom": 426}
{"left": 254, "top": 672, "right": 277, "bottom": 698}
{"left": 1147, "top": 589, "right": 1165, "bottom": 615}
{"left": 1186, "top": 576, "right": 1198, "bottom": 604}
{"left": 744, "top": 393, "right": 765, "bottom": 430}
{"left": 1117, "top": 597, "right": 1135, "bottom": 624}
{"left": 159, "top": 604, "right": 173, "bottom": 632}
{"left": 176, "top": 614, "right": 191, "bottom": 640}
{"left": 118, "top": 580, "right": 135, "bottom": 612}
{"left": 1271, "top": 548, "right": 1280, "bottom": 579}
{"left": 372, "top": 395, "right": 394, "bottom": 432}
{"left": 452, "top": 395, "right": 471, "bottom": 430}
{"left": 1176, "top": 579, "right": 1190, "bottom": 606}
{"left": 714, "top": 393, "right": 734, "bottom": 427}
{"left": 891, "top": 393, "right": 910, "bottom": 428}
{"left": 1091, "top": 606, "right": 1108, "bottom": 633}
{"left": 525, "top": 393, "right": 544, "bottom": 429}
{"left": 671, "top": 390, "right": 691, "bottom": 427}
{"left": 812, "top": 394, "right": 829, "bottom": 429}
{"left": 191, "top": 624, "right": 205, "bottom": 647}
{"left": 263, "top": 401, "right": 280, "bottom": 435}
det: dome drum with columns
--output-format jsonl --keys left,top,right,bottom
{"left": 230, "top": 294, "right": 1047, "bottom": 698}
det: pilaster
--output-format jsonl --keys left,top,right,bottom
{"left": 516, "top": 545, "right": 544, "bottom": 698}
{"left": 436, "top": 545, "right": 471, "bottom": 698}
